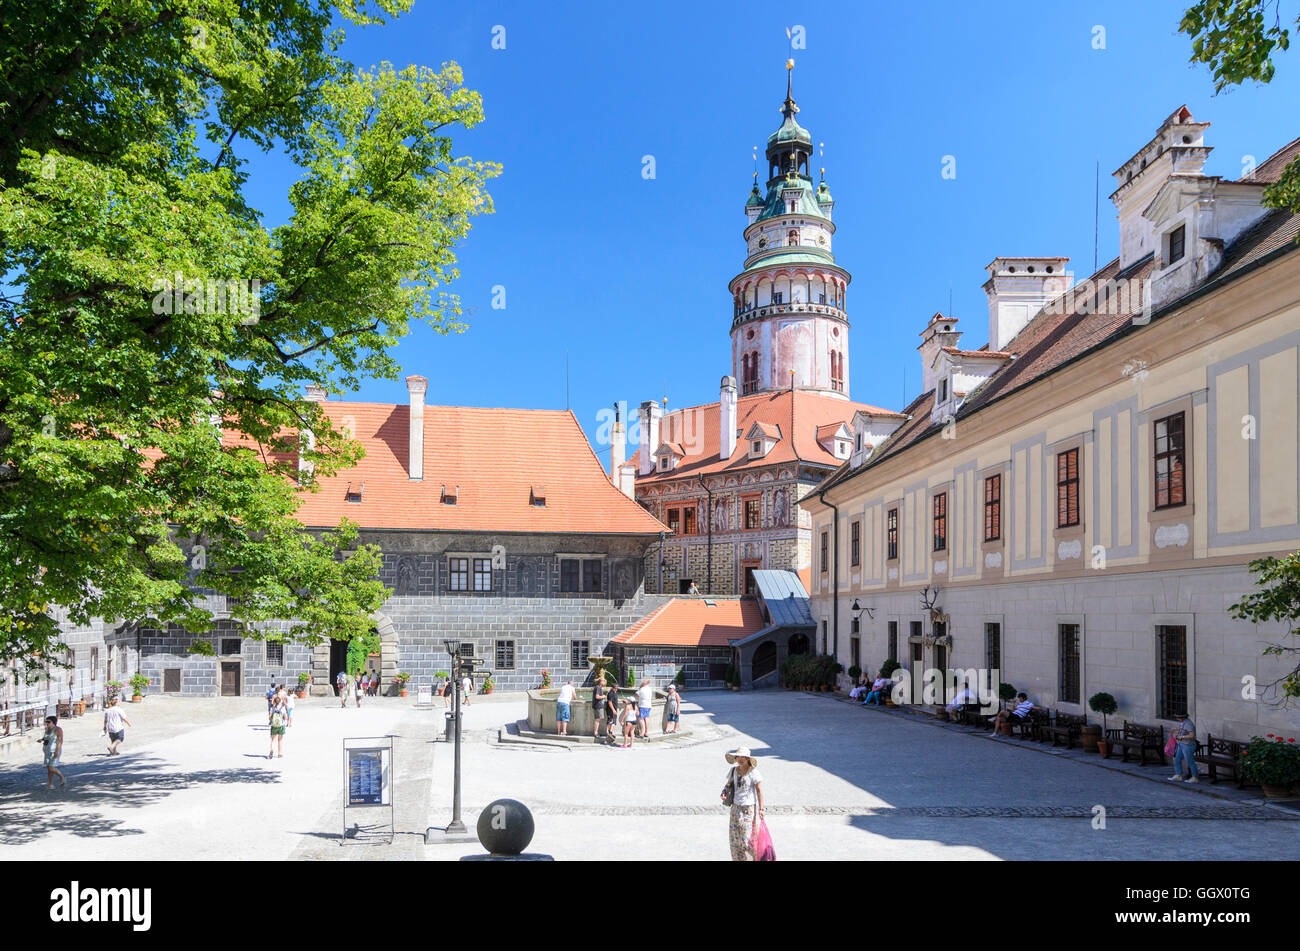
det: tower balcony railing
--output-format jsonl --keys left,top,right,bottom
{"left": 731, "top": 300, "right": 847, "bottom": 328}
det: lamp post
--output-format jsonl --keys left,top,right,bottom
{"left": 427, "top": 639, "right": 475, "bottom": 843}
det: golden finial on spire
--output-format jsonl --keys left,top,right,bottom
{"left": 786, "top": 58, "right": 794, "bottom": 70}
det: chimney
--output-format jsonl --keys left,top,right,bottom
{"left": 406, "top": 374, "right": 427, "bottom": 481}
{"left": 916, "top": 314, "right": 962, "bottom": 396}
{"left": 304, "top": 384, "right": 327, "bottom": 402}
{"left": 982, "top": 258, "right": 1072, "bottom": 352}
{"left": 720, "top": 375, "right": 738, "bottom": 461}
{"left": 637, "top": 400, "right": 661, "bottom": 476}
{"left": 1111, "top": 106, "right": 1210, "bottom": 269}
{"left": 299, "top": 384, "right": 327, "bottom": 483}
{"left": 610, "top": 401, "right": 627, "bottom": 480}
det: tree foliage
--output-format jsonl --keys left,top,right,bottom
{"left": 0, "top": 0, "right": 498, "bottom": 665}
{"left": 1181, "top": 1, "right": 1300, "bottom": 215}
{"left": 1230, "top": 552, "right": 1300, "bottom": 700}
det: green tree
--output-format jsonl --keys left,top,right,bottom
{"left": 0, "top": 0, "right": 498, "bottom": 665}
{"left": 1181, "top": 1, "right": 1300, "bottom": 213}
{"left": 346, "top": 630, "right": 381, "bottom": 677}
{"left": 1230, "top": 552, "right": 1300, "bottom": 700}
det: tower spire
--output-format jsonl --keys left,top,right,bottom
{"left": 783, "top": 58, "right": 798, "bottom": 119}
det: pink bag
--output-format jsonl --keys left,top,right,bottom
{"left": 750, "top": 819, "right": 775, "bottom": 861}
{"left": 1163, "top": 734, "right": 1177, "bottom": 757}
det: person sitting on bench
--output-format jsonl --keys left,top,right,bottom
{"left": 990, "top": 692, "right": 1035, "bottom": 736}
{"left": 946, "top": 684, "right": 976, "bottom": 717}
{"left": 848, "top": 675, "right": 871, "bottom": 701}
{"left": 863, "top": 674, "right": 892, "bottom": 706}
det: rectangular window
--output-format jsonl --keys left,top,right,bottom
{"left": 266, "top": 642, "right": 283, "bottom": 667}
{"left": 888, "top": 621, "right": 898, "bottom": 662}
{"left": 1154, "top": 413, "right": 1186, "bottom": 509}
{"left": 985, "top": 622, "right": 1001, "bottom": 673}
{"left": 910, "top": 620, "right": 922, "bottom": 640}
{"left": 561, "top": 558, "right": 580, "bottom": 592}
{"left": 910, "top": 640, "right": 923, "bottom": 666}
{"left": 90, "top": 647, "right": 99, "bottom": 681}
{"left": 938, "top": 377, "right": 948, "bottom": 402}
{"left": 667, "top": 508, "right": 680, "bottom": 535}
{"left": 820, "top": 531, "right": 829, "bottom": 573}
{"left": 495, "top": 640, "right": 515, "bottom": 670}
{"left": 932, "top": 492, "right": 947, "bottom": 552}
{"left": 1167, "top": 224, "right": 1185, "bottom": 264}
{"left": 850, "top": 616, "right": 860, "bottom": 635}
{"left": 984, "top": 474, "right": 1001, "bottom": 542}
{"left": 1058, "top": 623, "right": 1080, "bottom": 704}
{"left": 744, "top": 497, "right": 761, "bottom": 530}
{"left": 1157, "top": 625, "right": 1188, "bottom": 720}
{"left": 886, "top": 507, "right": 898, "bottom": 560}
{"left": 683, "top": 508, "right": 696, "bottom": 536}
{"left": 772, "top": 291, "right": 783, "bottom": 304}
{"left": 570, "top": 640, "right": 590, "bottom": 670}
{"left": 850, "top": 521, "right": 861, "bottom": 567}
{"left": 460, "top": 642, "right": 475, "bottom": 660}
{"left": 473, "top": 557, "right": 492, "bottom": 592}
{"left": 1056, "top": 448, "right": 1080, "bottom": 528}
{"left": 449, "top": 557, "right": 470, "bottom": 592}
{"left": 742, "top": 564, "right": 759, "bottom": 595}
{"left": 582, "top": 559, "right": 602, "bottom": 593}
{"left": 220, "top": 638, "right": 241, "bottom": 656}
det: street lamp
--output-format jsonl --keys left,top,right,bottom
{"left": 428, "top": 639, "right": 471, "bottom": 840}
{"left": 851, "top": 598, "right": 874, "bottom": 620}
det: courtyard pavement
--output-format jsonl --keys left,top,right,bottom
{"left": 2, "top": 688, "right": 1297, "bottom": 861}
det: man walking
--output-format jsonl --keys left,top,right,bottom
{"left": 461, "top": 674, "right": 472, "bottom": 706}
{"left": 336, "top": 670, "right": 348, "bottom": 708}
{"left": 103, "top": 696, "right": 131, "bottom": 755}
{"left": 592, "top": 677, "right": 607, "bottom": 740}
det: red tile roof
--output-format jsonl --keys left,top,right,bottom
{"left": 277, "top": 403, "right": 667, "bottom": 534}
{"left": 633, "top": 389, "right": 900, "bottom": 484}
{"left": 612, "top": 597, "right": 766, "bottom": 647}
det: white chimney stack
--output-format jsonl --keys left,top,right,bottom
{"left": 611, "top": 401, "right": 627, "bottom": 480}
{"left": 406, "top": 375, "right": 427, "bottom": 481}
{"left": 720, "top": 375, "right": 738, "bottom": 461}
{"left": 983, "top": 257, "right": 1072, "bottom": 352}
{"left": 638, "top": 400, "right": 661, "bottom": 476}
{"left": 299, "top": 384, "right": 327, "bottom": 483}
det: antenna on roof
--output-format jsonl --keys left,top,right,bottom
{"left": 1093, "top": 159, "right": 1099, "bottom": 274}
{"left": 948, "top": 281, "right": 953, "bottom": 319}
{"left": 565, "top": 352, "right": 570, "bottom": 411}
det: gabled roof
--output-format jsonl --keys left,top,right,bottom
{"left": 611, "top": 598, "right": 766, "bottom": 647}
{"left": 815, "top": 421, "right": 850, "bottom": 443}
{"left": 632, "top": 389, "right": 901, "bottom": 485}
{"left": 747, "top": 421, "right": 782, "bottom": 441}
{"left": 281, "top": 404, "right": 667, "bottom": 535}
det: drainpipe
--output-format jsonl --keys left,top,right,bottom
{"left": 817, "top": 485, "right": 839, "bottom": 661}
{"left": 697, "top": 475, "right": 714, "bottom": 595}
{"left": 656, "top": 531, "right": 667, "bottom": 595}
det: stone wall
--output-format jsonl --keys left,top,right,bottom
{"left": 612, "top": 644, "right": 734, "bottom": 690}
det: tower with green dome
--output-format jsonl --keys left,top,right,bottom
{"left": 730, "top": 60, "right": 851, "bottom": 400}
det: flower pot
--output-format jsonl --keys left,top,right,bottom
{"left": 295, "top": 689, "right": 306, "bottom": 699}
{"left": 1261, "top": 784, "right": 1292, "bottom": 799}
{"left": 399, "top": 689, "right": 408, "bottom": 697}
{"left": 131, "top": 694, "right": 142, "bottom": 703}
{"left": 1097, "top": 740, "right": 1109, "bottom": 757}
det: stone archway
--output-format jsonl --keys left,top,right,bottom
{"left": 309, "top": 613, "right": 400, "bottom": 697}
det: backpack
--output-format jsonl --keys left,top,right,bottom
{"left": 271, "top": 711, "right": 284, "bottom": 728}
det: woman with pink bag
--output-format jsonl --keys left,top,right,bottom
{"left": 722, "top": 747, "right": 772, "bottom": 860}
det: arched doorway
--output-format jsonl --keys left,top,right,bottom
{"left": 311, "top": 614, "right": 399, "bottom": 697}
{"left": 753, "top": 641, "right": 778, "bottom": 679}
{"left": 788, "top": 632, "right": 810, "bottom": 656}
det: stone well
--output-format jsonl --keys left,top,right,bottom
{"left": 527, "top": 688, "right": 665, "bottom": 735}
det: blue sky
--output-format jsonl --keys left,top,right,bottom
{"left": 244, "top": 0, "right": 1300, "bottom": 461}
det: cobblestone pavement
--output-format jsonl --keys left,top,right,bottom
{"left": 2, "top": 689, "right": 1297, "bottom": 861}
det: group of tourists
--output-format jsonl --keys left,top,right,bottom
{"left": 39, "top": 694, "right": 134, "bottom": 789}
{"left": 334, "top": 669, "right": 382, "bottom": 707}
{"left": 558, "top": 678, "right": 680, "bottom": 747}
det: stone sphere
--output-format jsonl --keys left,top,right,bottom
{"left": 477, "top": 799, "right": 535, "bottom": 855}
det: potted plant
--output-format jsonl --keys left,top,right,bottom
{"left": 848, "top": 665, "right": 862, "bottom": 684}
{"left": 1239, "top": 734, "right": 1300, "bottom": 797}
{"left": 106, "top": 680, "right": 124, "bottom": 703}
{"left": 1088, "top": 692, "right": 1118, "bottom": 755}
{"left": 296, "top": 672, "right": 311, "bottom": 698}
{"left": 128, "top": 673, "right": 150, "bottom": 701}
{"left": 482, "top": 675, "right": 495, "bottom": 695}
{"left": 539, "top": 668, "right": 552, "bottom": 689}
{"left": 675, "top": 668, "right": 686, "bottom": 692}
{"left": 725, "top": 665, "right": 740, "bottom": 690}
{"left": 880, "top": 659, "right": 902, "bottom": 705}
{"left": 393, "top": 672, "right": 412, "bottom": 697}
{"left": 625, "top": 666, "right": 635, "bottom": 688}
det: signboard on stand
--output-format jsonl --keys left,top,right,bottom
{"left": 342, "top": 736, "right": 395, "bottom": 843}
{"left": 416, "top": 684, "right": 433, "bottom": 706}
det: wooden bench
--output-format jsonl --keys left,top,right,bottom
{"left": 1043, "top": 711, "right": 1089, "bottom": 749}
{"left": 957, "top": 703, "right": 994, "bottom": 728}
{"left": 1194, "top": 734, "right": 1249, "bottom": 786}
{"left": 1104, "top": 721, "right": 1165, "bottom": 765}
{"left": 1007, "top": 707, "right": 1049, "bottom": 741}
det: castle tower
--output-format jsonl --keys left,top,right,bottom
{"left": 729, "top": 60, "right": 851, "bottom": 400}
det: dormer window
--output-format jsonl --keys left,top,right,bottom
{"left": 660, "top": 457, "right": 670, "bottom": 471}
{"left": 855, "top": 432, "right": 862, "bottom": 452}
{"left": 939, "top": 377, "right": 948, "bottom": 402}
{"left": 1167, "top": 224, "right": 1185, "bottom": 265}
{"left": 530, "top": 485, "right": 546, "bottom": 507}
{"left": 345, "top": 481, "right": 364, "bottom": 503}
{"left": 441, "top": 484, "right": 458, "bottom": 505}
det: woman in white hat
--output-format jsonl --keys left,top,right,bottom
{"left": 724, "top": 748, "right": 765, "bottom": 860}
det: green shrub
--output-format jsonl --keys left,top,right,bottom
{"left": 1239, "top": 734, "right": 1300, "bottom": 786}
{"left": 848, "top": 665, "right": 862, "bottom": 681}
{"left": 1088, "top": 692, "right": 1118, "bottom": 731}
{"left": 626, "top": 665, "right": 635, "bottom": 687}
{"left": 880, "top": 658, "right": 902, "bottom": 679}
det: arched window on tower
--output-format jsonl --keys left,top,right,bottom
{"left": 830, "top": 350, "right": 844, "bottom": 392}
